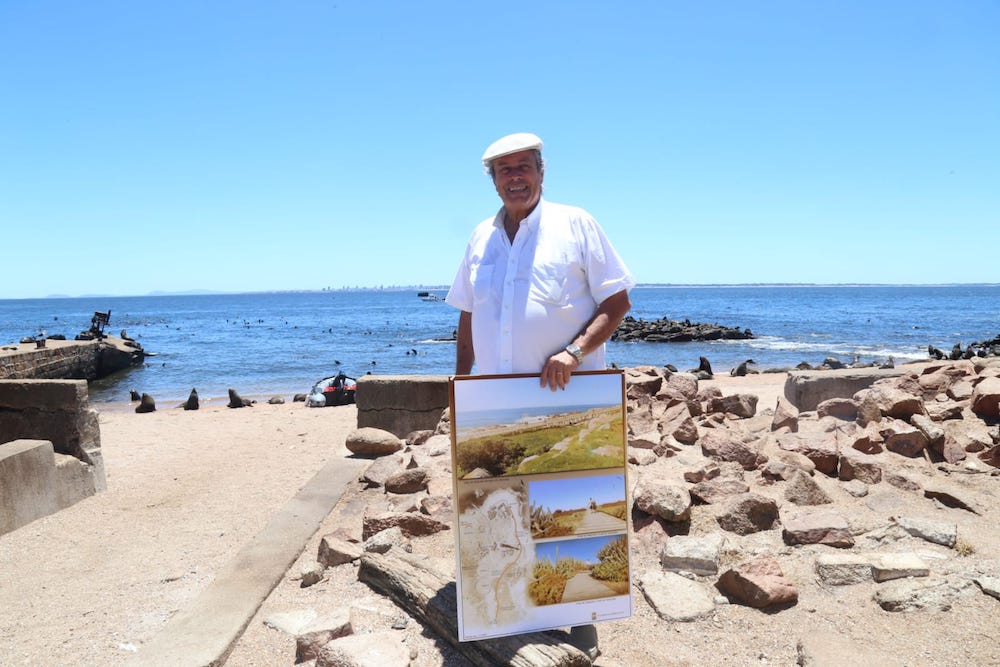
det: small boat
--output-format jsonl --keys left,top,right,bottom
{"left": 417, "top": 291, "right": 444, "bottom": 302}
{"left": 306, "top": 372, "right": 357, "bottom": 407}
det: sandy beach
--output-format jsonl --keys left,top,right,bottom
{"left": 3, "top": 367, "right": 998, "bottom": 666}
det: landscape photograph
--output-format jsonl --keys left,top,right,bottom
{"left": 528, "top": 474, "right": 627, "bottom": 540}
{"left": 529, "top": 534, "right": 630, "bottom": 607}
{"left": 451, "top": 372, "right": 626, "bottom": 478}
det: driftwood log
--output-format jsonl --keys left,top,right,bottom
{"left": 358, "top": 550, "right": 591, "bottom": 667}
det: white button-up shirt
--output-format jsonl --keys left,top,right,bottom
{"left": 446, "top": 199, "right": 635, "bottom": 375}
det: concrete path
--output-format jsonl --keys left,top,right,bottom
{"left": 126, "top": 455, "right": 367, "bottom": 667}
{"left": 562, "top": 571, "right": 616, "bottom": 603}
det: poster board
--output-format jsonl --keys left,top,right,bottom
{"left": 449, "top": 370, "right": 632, "bottom": 642}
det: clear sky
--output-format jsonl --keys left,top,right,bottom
{"left": 2, "top": 1, "right": 997, "bottom": 299}
{"left": 454, "top": 373, "right": 622, "bottom": 412}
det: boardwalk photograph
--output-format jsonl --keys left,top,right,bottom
{"left": 528, "top": 474, "right": 627, "bottom": 540}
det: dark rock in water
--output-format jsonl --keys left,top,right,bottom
{"left": 228, "top": 388, "right": 252, "bottom": 408}
{"left": 268, "top": 396, "right": 285, "bottom": 405}
{"left": 183, "top": 388, "right": 199, "bottom": 411}
{"left": 129, "top": 389, "right": 141, "bottom": 401}
{"left": 613, "top": 315, "right": 753, "bottom": 343}
{"left": 135, "top": 393, "right": 156, "bottom": 413}
{"left": 293, "top": 393, "right": 307, "bottom": 402}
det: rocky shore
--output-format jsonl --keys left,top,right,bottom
{"left": 228, "top": 359, "right": 1000, "bottom": 666}
{"left": 611, "top": 316, "right": 753, "bottom": 343}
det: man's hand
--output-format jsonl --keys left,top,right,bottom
{"left": 541, "top": 350, "right": 580, "bottom": 391}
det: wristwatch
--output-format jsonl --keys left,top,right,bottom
{"left": 564, "top": 344, "right": 584, "bottom": 364}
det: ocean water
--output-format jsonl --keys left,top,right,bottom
{"left": 1, "top": 285, "right": 998, "bottom": 406}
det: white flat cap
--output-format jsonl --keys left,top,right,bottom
{"left": 481, "top": 132, "right": 543, "bottom": 164}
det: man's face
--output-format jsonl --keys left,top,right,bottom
{"left": 491, "top": 150, "right": 543, "bottom": 217}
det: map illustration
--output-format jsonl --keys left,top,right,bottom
{"left": 456, "top": 482, "right": 534, "bottom": 636}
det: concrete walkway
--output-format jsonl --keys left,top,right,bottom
{"left": 126, "top": 455, "right": 367, "bottom": 667}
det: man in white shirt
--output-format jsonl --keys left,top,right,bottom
{"left": 446, "top": 132, "right": 635, "bottom": 391}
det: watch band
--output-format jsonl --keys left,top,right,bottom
{"left": 565, "top": 344, "right": 584, "bottom": 363}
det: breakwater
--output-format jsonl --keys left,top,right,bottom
{"left": 0, "top": 337, "right": 145, "bottom": 382}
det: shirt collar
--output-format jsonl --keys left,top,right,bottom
{"left": 492, "top": 198, "right": 545, "bottom": 233}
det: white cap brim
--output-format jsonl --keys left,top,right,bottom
{"left": 481, "top": 132, "right": 543, "bottom": 164}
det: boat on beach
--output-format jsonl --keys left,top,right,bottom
{"left": 305, "top": 372, "right": 357, "bottom": 407}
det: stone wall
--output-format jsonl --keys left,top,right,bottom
{"left": 0, "top": 337, "right": 143, "bottom": 382}
{"left": 355, "top": 375, "right": 450, "bottom": 438}
{"left": 0, "top": 379, "right": 106, "bottom": 536}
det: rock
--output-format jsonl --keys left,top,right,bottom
{"left": 882, "top": 422, "right": 929, "bottom": 458}
{"left": 771, "top": 396, "right": 799, "bottom": 432}
{"left": 264, "top": 608, "right": 318, "bottom": 634}
{"left": 858, "top": 384, "right": 925, "bottom": 421}
{"left": 683, "top": 461, "right": 721, "bottom": 483}
{"left": 296, "top": 608, "right": 353, "bottom": 662}
{"left": 361, "top": 511, "right": 449, "bottom": 540}
{"left": 894, "top": 516, "right": 957, "bottom": 548}
{"left": 850, "top": 423, "right": 884, "bottom": 454}
{"left": 384, "top": 468, "right": 429, "bottom": 494}
{"left": 135, "top": 393, "right": 156, "bottom": 413}
{"left": 841, "top": 479, "right": 869, "bottom": 498}
{"left": 716, "top": 493, "right": 779, "bottom": 535}
{"left": 363, "top": 527, "right": 411, "bottom": 554}
{"left": 360, "top": 455, "right": 403, "bottom": 488}
{"left": 628, "top": 447, "right": 658, "bottom": 466}
{"left": 782, "top": 511, "right": 854, "bottom": 548}
{"left": 874, "top": 578, "right": 960, "bottom": 612}
{"left": 870, "top": 553, "right": 930, "bottom": 582}
{"left": 707, "top": 393, "right": 759, "bottom": 418}
{"left": 182, "top": 388, "right": 199, "bottom": 410}
{"left": 970, "top": 376, "right": 1000, "bottom": 417}
{"left": 317, "top": 535, "right": 363, "bottom": 568}
{"left": 784, "top": 470, "right": 832, "bottom": 506}
{"left": 316, "top": 629, "right": 409, "bottom": 667}
{"left": 923, "top": 482, "right": 979, "bottom": 514}
{"left": 777, "top": 432, "right": 839, "bottom": 475}
{"left": 633, "top": 479, "right": 692, "bottom": 522}
{"left": 816, "top": 398, "right": 858, "bottom": 421}
{"left": 974, "top": 576, "right": 1000, "bottom": 601}
{"left": 689, "top": 477, "right": 750, "bottom": 504}
{"left": 346, "top": 427, "right": 404, "bottom": 457}
{"left": 700, "top": 430, "right": 764, "bottom": 470}
{"left": 638, "top": 570, "right": 715, "bottom": 621}
{"left": 659, "top": 533, "right": 723, "bottom": 576}
{"left": 300, "top": 561, "right": 325, "bottom": 588}
{"left": 814, "top": 553, "right": 872, "bottom": 586}
{"left": 716, "top": 556, "right": 798, "bottom": 609}
{"left": 419, "top": 495, "right": 452, "bottom": 520}
{"left": 660, "top": 402, "right": 699, "bottom": 445}
{"left": 838, "top": 451, "right": 882, "bottom": 485}
{"left": 884, "top": 472, "right": 922, "bottom": 493}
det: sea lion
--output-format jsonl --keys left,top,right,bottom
{"left": 731, "top": 359, "right": 756, "bottom": 377}
{"left": 129, "top": 389, "right": 141, "bottom": 401}
{"left": 228, "top": 388, "right": 251, "bottom": 408}
{"left": 135, "top": 393, "right": 156, "bottom": 413}
{"left": 927, "top": 345, "right": 945, "bottom": 360}
{"left": 182, "top": 388, "right": 199, "bottom": 410}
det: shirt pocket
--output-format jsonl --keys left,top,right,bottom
{"left": 471, "top": 264, "right": 495, "bottom": 305}
{"left": 529, "top": 263, "right": 568, "bottom": 305}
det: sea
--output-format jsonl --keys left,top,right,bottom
{"left": 2, "top": 285, "right": 998, "bottom": 407}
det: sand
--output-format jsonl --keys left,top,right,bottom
{"left": 2, "top": 370, "right": 998, "bottom": 667}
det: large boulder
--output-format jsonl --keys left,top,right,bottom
{"left": 716, "top": 493, "right": 779, "bottom": 535}
{"left": 716, "top": 556, "right": 798, "bottom": 609}
{"left": 633, "top": 479, "right": 692, "bottom": 522}
{"left": 346, "top": 428, "right": 404, "bottom": 457}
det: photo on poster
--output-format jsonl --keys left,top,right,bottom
{"left": 529, "top": 534, "right": 629, "bottom": 606}
{"left": 452, "top": 372, "right": 625, "bottom": 479}
{"left": 528, "top": 474, "right": 627, "bottom": 540}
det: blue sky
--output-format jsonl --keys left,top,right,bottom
{"left": 530, "top": 474, "right": 625, "bottom": 513}
{"left": 454, "top": 373, "right": 622, "bottom": 412}
{"left": 2, "top": 1, "right": 997, "bottom": 299}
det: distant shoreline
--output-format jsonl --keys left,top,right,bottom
{"left": 4, "top": 281, "right": 999, "bottom": 301}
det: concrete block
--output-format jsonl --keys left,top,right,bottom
{"left": 784, "top": 368, "right": 906, "bottom": 412}
{"left": 355, "top": 375, "right": 450, "bottom": 437}
{"left": 0, "top": 440, "right": 58, "bottom": 535}
{"left": 0, "top": 379, "right": 88, "bottom": 411}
